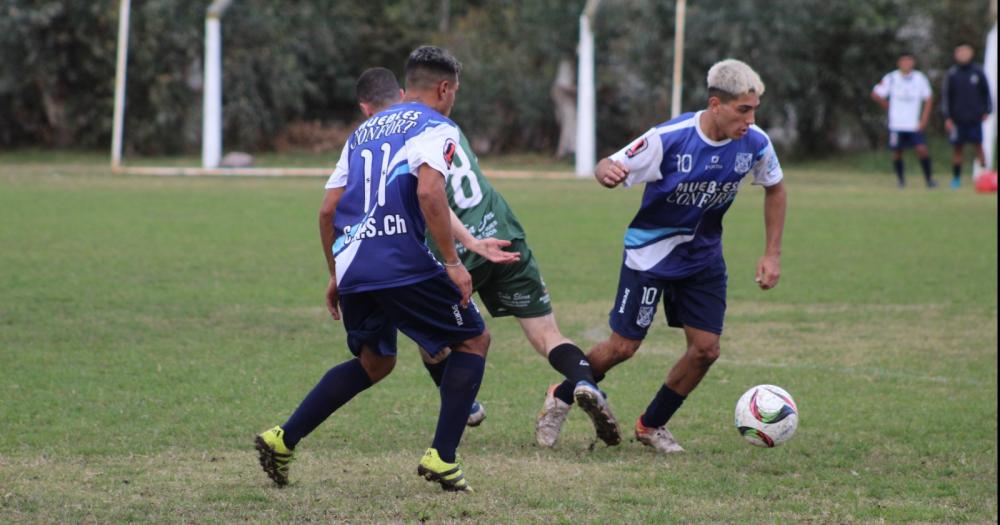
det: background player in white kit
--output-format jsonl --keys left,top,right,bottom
{"left": 871, "top": 52, "right": 938, "bottom": 188}
{"left": 536, "top": 59, "right": 787, "bottom": 453}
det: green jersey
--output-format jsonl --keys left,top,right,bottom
{"left": 427, "top": 132, "right": 525, "bottom": 270}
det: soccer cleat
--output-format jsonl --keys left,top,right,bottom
{"left": 951, "top": 177, "right": 961, "bottom": 189}
{"left": 926, "top": 178, "right": 939, "bottom": 189}
{"left": 467, "top": 401, "right": 486, "bottom": 427}
{"left": 535, "top": 384, "right": 572, "bottom": 447}
{"left": 634, "top": 416, "right": 685, "bottom": 454}
{"left": 574, "top": 381, "right": 621, "bottom": 446}
{"left": 417, "top": 448, "right": 471, "bottom": 492}
{"left": 254, "top": 426, "right": 295, "bottom": 486}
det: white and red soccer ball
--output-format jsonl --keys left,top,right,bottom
{"left": 735, "top": 384, "right": 799, "bottom": 447}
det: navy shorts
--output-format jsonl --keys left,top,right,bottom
{"left": 609, "top": 260, "right": 728, "bottom": 339}
{"left": 949, "top": 122, "right": 983, "bottom": 145}
{"left": 888, "top": 131, "right": 926, "bottom": 150}
{"left": 339, "top": 272, "right": 486, "bottom": 358}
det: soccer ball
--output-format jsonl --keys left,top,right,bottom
{"left": 734, "top": 384, "right": 798, "bottom": 447}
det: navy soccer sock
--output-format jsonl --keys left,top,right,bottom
{"left": 640, "top": 385, "right": 687, "bottom": 429}
{"left": 919, "top": 157, "right": 933, "bottom": 182}
{"left": 423, "top": 356, "right": 448, "bottom": 387}
{"left": 282, "top": 358, "right": 373, "bottom": 449}
{"left": 893, "top": 159, "right": 905, "bottom": 185}
{"left": 432, "top": 351, "right": 485, "bottom": 463}
{"left": 547, "top": 343, "right": 596, "bottom": 387}
{"left": 553, "top": 372, "right": 606, "bottom": 405}
{"left": 953, "top": 163, "right": 962, "bottom": 181}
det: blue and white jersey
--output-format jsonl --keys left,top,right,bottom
{"left": 609, "top": 111, "right": 783, "bottom": 280}
{"left": 332, "top": 102, "right": 460, "bottom": 294}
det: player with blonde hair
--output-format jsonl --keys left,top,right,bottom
{"left": 535, "top": 59, "right": 787, "bottom": 453}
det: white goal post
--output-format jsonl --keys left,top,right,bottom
{"left": 110, "top": 0, "right": 330, "bottom": 176}
{"left": 574, "top": 0, "right": 686, "bottom": 176}
{"left": 979, "top": 21, "right": 998, "bottom": 177}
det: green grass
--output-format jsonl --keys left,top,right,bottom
{"left": 0, "top": 153, "right": 996, "bottom": 523}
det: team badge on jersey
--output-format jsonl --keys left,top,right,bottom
{"left": 443, "top": 139, "right": 458, "bottom": 168}
{"left": 636, "top": 305, "right": 655, "bottom": 328}
{"left": 734, "top": 152, "right": 753, "bottom": 174}
{"left": 626, "top": 138, "right": 648, "bottom": 158}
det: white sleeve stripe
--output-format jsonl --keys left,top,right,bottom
{"left": 655, "top": 116, "right": 697, "bottom": 136}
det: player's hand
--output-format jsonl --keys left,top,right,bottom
{"left": 595, "top": 158, "right": 629, "bottom": 188}
{"left": 984, "top": 114, "right": 991, "bottom": 122}
{"left": 325, "top": 275, "right": 341, "bottom": 320}
{"left": 445, "top": 263, "right": 473, "bottom": 308}
{"left": 471, "top": 238, "right": 521, "bottom": 265}
{"left": 945, "top": 118, "right": 954, "bottom": 133}
{"left": 755, "top": 254, "right": 781, "bottom": 290}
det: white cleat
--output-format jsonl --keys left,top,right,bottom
{"left": 634, "top": 416, "right": 684, "bottom": 453}
{"left": 467, "top": 401, "right": 486, "bottom": 427}
{"left": 535, "top": 384, "right": 571, "bottom": 447}
{"left": 574, "top": 381, "right": 621, "bottom": 446}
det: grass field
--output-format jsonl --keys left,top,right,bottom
{"left": 0, "top": 153, "right": 997, "bottom": 523}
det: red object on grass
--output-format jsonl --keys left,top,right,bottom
{"left": 975, "top": 171, "right": 998, "bottom": 193}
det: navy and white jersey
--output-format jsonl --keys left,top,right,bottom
{"left": 609, "top": 111, "right": 783, "bottom": 280}
{"left": 332, "top": 102, "right": 460, "bottom": 294}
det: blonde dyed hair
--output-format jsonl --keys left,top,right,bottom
{"left": 706, "top": 59, "right": 765, "bottom": 100}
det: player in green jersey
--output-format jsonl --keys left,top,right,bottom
{"left": 323, "top": 67, "right": 620, "bottom": 447}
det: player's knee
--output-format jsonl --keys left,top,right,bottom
{"left": 688, "top": 342, "right": 720, "bottom": 368}
{"left": 461, "top": 329, "right": 491, "bottom": 358}
{"left": 360, "top": 355, "right": 396, "bottom": 383}
{"left": 610, "top": 337, "right": 642, "bottom": 362}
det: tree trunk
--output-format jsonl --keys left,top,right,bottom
{"left": 551, "top": 58, "right": 576, "bottom": 159}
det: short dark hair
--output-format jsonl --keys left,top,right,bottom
{"left": 899, "top": 51, "right": 915, "bottom": 59}
{"left": 356, "top": 67, "right": 402, "bottom": 107}
{"left": 404, "top": 45, "right": 462, "bottom": 90}
{"left": 708, "top": 87, "right": 738, "bottom": 103}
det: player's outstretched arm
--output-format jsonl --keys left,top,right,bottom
{"left": 756, "top": 180, "right": 786, "bottom": 291}
{"left": 418, "top": 164, "right": 472, "bottom": 306}
{"left": 595, "top": 157, "right": 629, "bottom": 188}
{"left": 449, "top": 209, "right": 520, "bottom": 265}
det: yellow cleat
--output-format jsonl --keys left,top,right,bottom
{"left": 254, "top": 426, "right": 295, "bottom": 486}
{"left": 416, "top": 448, "right": 471, "bottom": 492}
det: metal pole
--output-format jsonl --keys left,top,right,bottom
{"left": 980, "top": 22, "right": 998, "bottom": 175}
{"left": 111, "top": 0, "right": 131, "bottom": 168}
{"left": 671, "top": 0, "right": 687, "bottom": 118}
{"left": 202, "top": 0, "right": 233, "bottom": 169}
{"left": 575, "top": 0, "right": 601, "bottom": 177}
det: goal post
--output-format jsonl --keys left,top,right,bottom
{"left": 574, "top": 0, "right": 600, "bottom": 177}
{"left": 109, "top": 0, "right": 332, "bottom": 177}
{"left": 980, "top": 21, "right": 998, "bottom": 176}
{"left": 110, "top": 0, "right": 130, "bottom": 169}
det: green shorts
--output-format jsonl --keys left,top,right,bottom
{"left": 469, "top": 238, "right": 552, "bottom": 318}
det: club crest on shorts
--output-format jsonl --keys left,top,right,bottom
{"left": 626, "top": 138, "right": 648, "bottom": 158}
{"left": 734, "top": 152, "right": 753, "bottom": 174}
{"left": 443, "top": 139, "right": 458, "bottom": 168}
{"left": 636, "top": 305, "right": 655, "bottom": 328}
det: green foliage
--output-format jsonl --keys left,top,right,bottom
{"left": 0, "top": 0, "right": 993, "bottom": 155}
